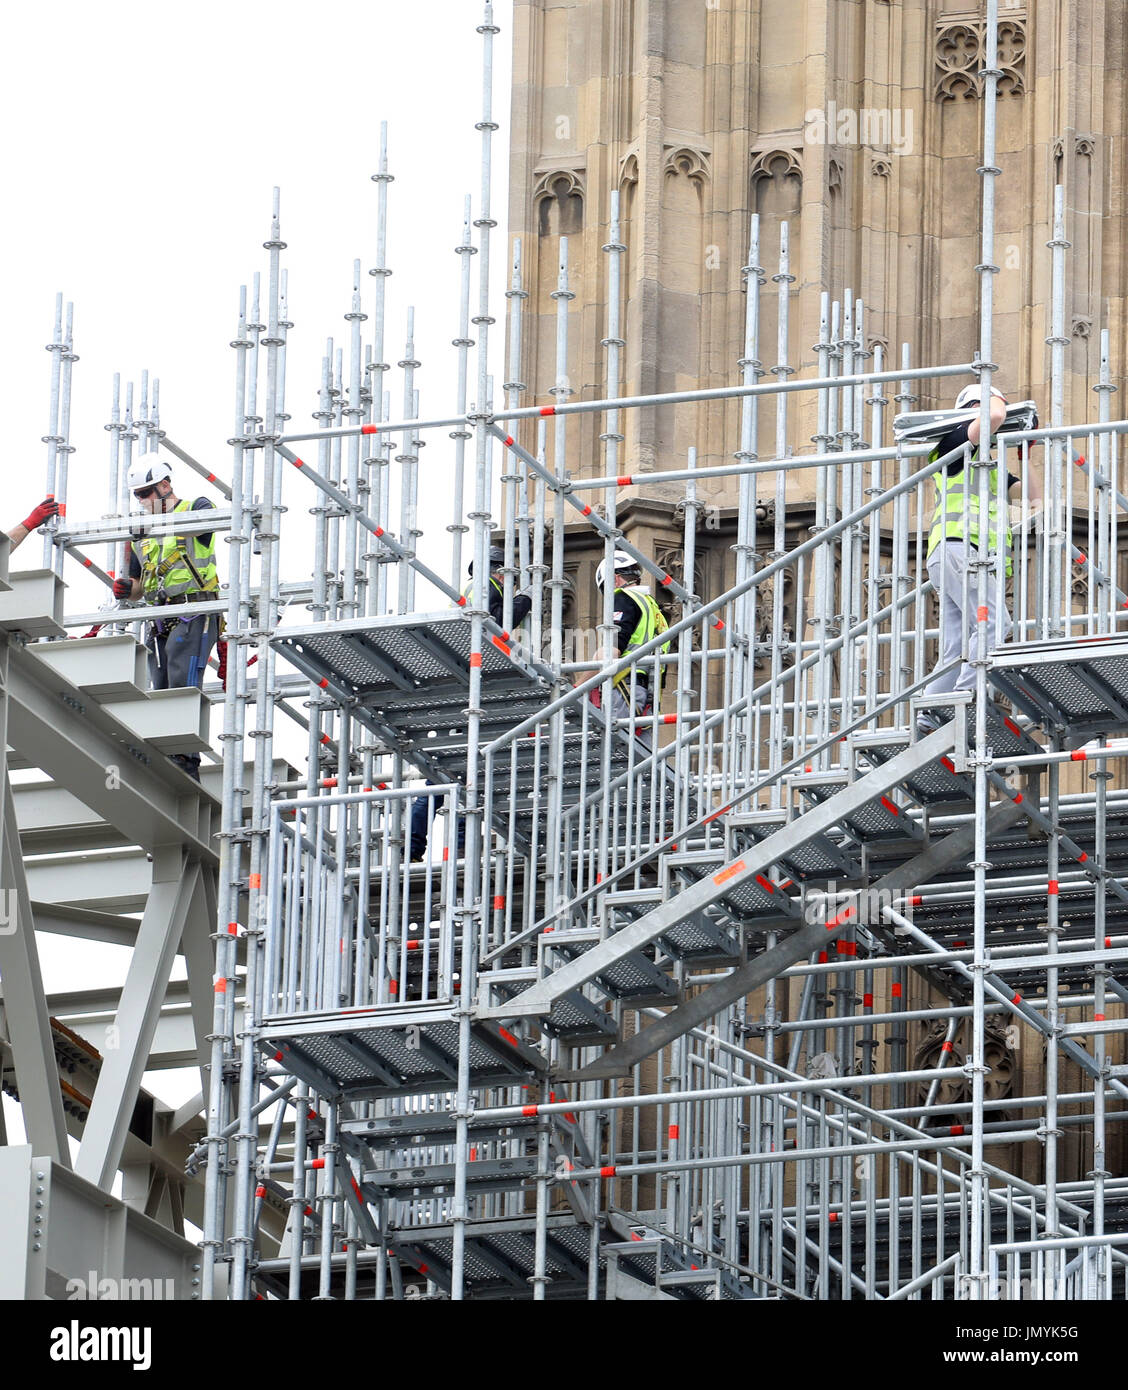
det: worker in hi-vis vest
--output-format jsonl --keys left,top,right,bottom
{"left": 409, "top": 546, "right": 532, "bottom": 861}
{"left": 112, "top": 454, "right": 220, "bottom": 781}
{"left": 917, "top": 383, "right": 1042, "bottom": 735}
{"left": 592, "top": 550, "right": 671, "bottom": 749}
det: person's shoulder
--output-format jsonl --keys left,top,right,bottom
{"left": 936, "top": 421, "right": 971, "bottom": 452}
{"left": 192, "top": 496, "right": 216, "bottom": 510}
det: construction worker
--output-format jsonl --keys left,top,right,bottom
{"left": 409, "top": 546, "right": 532, "bottom": 860}
{"left": 460, "top": 545, "right": 533, "bottom": 631}
{"left": 112, "top": 456, "right": 219, "bottom": 780}
{"left": 593, "top": 549, "right": 671, "bottom": 748}
{"left": 6, "top": 497, "right": 59, "bottom": 552}
{"left": 917, "top": 383, "right": 1041, "bottom": 734}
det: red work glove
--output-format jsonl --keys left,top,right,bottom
{"left": 22, "top": 497, "right": 59, "bottom": 531}
{"left": 216, "top": 637, "right": 228, "bottom": 691}
{"left": 112, "top": 578, "right": 133, "bottom": 599}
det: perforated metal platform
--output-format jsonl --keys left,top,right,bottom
{"left": 386, "top": 1213, "right": 750, "bottom": 1300}
{"left": 390, "top": 1213, "right": 603, "bottom": 1299}
{"left": 258, "top": 1005, "right": 544, "bottom": 1099}
{"left": 274, "top": 611, "right": 679, "bottom": 844}
{"left": 991, "top": 636, "right": 1128, "bottom": 739}
{"left": 729, "top": 808, "right": 863, "bottom": 883}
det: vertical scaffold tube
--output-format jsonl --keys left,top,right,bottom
{"left": 768, "top": 224, "right": 793, "bottom": 797}
{"left": 230, "top": 189, "right": 288, "bottom": 1299}
{"left": 370, "top": 124, "right": 393, "bottom": 616}
{"left": 736, "top": 217, "right": 762, "bottom": 785}
{"left": 41, "top": 293, "right": 64, "bottom": 569}
{"left": 203, "top": 283, "right": 253, "bottom": 1299}
{"left": 968, "top": 0, "right": 1000, "bottom": 1299}
{"left": 452, "top": 0, "right": 499, "bottom": 1302}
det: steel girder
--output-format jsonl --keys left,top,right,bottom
{"left": 0, "top": 769, "right": 70, "bottom": 1163}
{"left": 5, "top": 639, "right": 217, "bottom": 861}
{"left": 75, "top": 849, "right": 201, "bottom": 1189}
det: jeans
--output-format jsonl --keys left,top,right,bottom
{"left": 147, "top": 612, "right": 219, "bottom": 779}
{"left": 409, "top": 781, "right": 464, "bottom": 861}
{"left": 923, "top": 541, "right": 1012, "bottom": 698}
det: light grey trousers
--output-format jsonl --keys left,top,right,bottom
{"left": 923, "top": 541, "right": 1012, "bottom": 697}
{"left": 594, "top": 682, "right": 654, "bottom": 748}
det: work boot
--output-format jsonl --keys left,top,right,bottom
{"left": 169, "top": 753, "right": 202, "bottom": 784}
{"left": 915, "top": 709, "right": 945, "bottom": 738}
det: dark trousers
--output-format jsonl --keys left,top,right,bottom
{"left": 409, "top": 781, "right": 465, "bottom": 861}
{"left": 147, "top": 613, "right": 219, "bottom": 779}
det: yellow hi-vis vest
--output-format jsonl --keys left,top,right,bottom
{"left": 134, "top": 499, "right": 220, "bottom": 599}
{"left": 616, "top": 585, "right": 671, "bottom": 690}
{"left": 927, "top": 447, "right": 1013, "bottom": 578}
{"left": 459, "top": 574, "right": 528, "bottom": 626}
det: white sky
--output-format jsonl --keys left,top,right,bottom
{"left": 2, "top": 0, "right": 514, "bottom": 582}
{"left": 1, "top": 0, "right": 515, "bottom": 1133}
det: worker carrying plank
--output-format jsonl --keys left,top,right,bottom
{"left": 112, "top": 454, "right": 220, "bottom": 781}
{"left": 905, "top": 384, "right": 1043, "bottom": 735}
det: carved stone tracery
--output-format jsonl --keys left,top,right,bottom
{"left": 934, "top": 16, "right": 1026, "bottom": 101}
{"left": 663, "top": 145, "right": 711, "bottom": 186}
{"left": 749, "top": 147, "right": 802, "bottom": 189}
{"left": 534, "top": 168, "right": 585, "bottom": 236}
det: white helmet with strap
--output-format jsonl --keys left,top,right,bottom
{"left": 954, "top": 384, "right": 1007, "bottom": 409}
{"left": 596, "top": 549, "right": 641, "bottom": 590}
{"left": 127, "top": 455, "right": 173, "bottom": 494}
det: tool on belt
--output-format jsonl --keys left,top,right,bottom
{"left": 138, "top": 523, "right": 219, "bottom": 640}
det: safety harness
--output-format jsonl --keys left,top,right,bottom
{"left": 615, "top": 585, "right": 671, "bottom": 695}
{"left": 133, "top": 499, "right": 220, "bottom": 636}
{"left": 927, "top": 447, "right": 1013, "bottom": 577}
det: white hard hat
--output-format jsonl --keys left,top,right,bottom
{"left": 127, "top": 456, "right": 173, "bottom": 494}
{"left": 955, "top": 384, "right": 1007, "bottom": 409}
{"left": 596, "top": 549, "right": 641, "bottom": 589}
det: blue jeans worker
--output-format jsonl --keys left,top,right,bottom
{"left": 410, "top": 547, "right": 533, "bottom": 861}
{"left": 113, "top": 454, "right": 221, "bottom": 782}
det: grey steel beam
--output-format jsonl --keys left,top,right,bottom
{"left": 6, "top": 640, "right": 216, "bottom": 861}
{"left": 26, "top": 851, "right": 152, "bottom": 912}
{"left": 567, "top": 798, "right": 1027, "bottom": 1081}
{"left": 0, "top": 1146, "right": 40, "bottom": 1297}
{"left": 30, "top": 901, "right": 144, "bottom": 948}
{"left": 60, "top": 1008, "right": 200, "bottom": 1070}
{"left": 0, "top": 778, "right": 71, "bottom": 1163}
{"left": 483, "top": 723, "right": 958, "bottom": 1018}
{"left": 76, "top": 852, "right": 200, "bottom": 1189}
{"left": 15, "top": 780, "right": 130, "bottom": 853}
{"left": 181, "top": 867, "right": 219, "bottom": 1097}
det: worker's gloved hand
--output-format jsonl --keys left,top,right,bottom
{"left": 216, "top": 638, "right": 228, "bottom": 691}
{"left": 112, "top": 578, "right": 133, "bottom": 599}
{"left": 22, "top": 497, "right": 59, "bottom": 531}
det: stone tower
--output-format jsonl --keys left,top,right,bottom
{"left": 507, "top": 0, "right": 1116, "bottom": 499}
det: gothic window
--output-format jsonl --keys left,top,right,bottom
{"left": 536, "top": 171, "right": 584, "bottom": 236}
